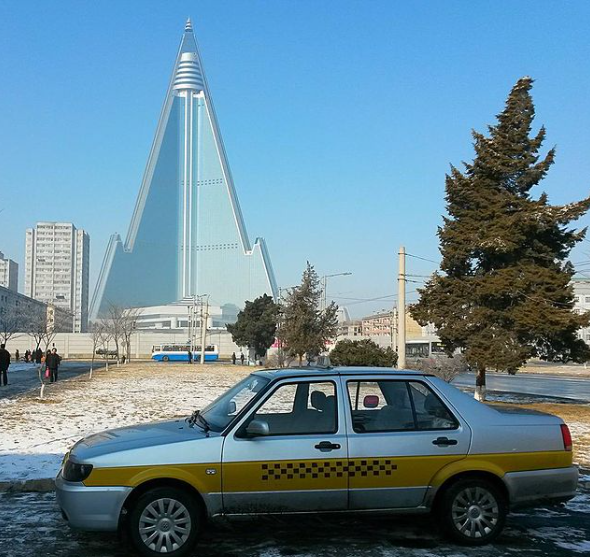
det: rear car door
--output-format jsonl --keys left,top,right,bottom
{"left": 221, "top": 377, "right": 349, "bottom": 513}
{"left": 344, "top": 376, "right": 471, "bottom": 510}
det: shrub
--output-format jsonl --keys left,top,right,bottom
{"left": 330, "top": 339, "right": 398, "bottom": 367}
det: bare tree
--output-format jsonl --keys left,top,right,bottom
{"left": 25, "top": 306, "right": 56, "bottom": 353}
{"left": 120, "top": 307, "right": 140, "bottom": 363}
{"left": 96, "top": 321, "right": 114, "bottom": 371}
{"left": 0, "top": 305, "right": 21, "bottom": 345}
{"left": 88, "top": 321, "right": 103, "bottom": 379}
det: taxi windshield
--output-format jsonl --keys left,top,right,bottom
{"left": 197, "top": 374, "right": 270, "bottom": 432}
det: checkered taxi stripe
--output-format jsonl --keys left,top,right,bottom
{"left": 261, "top": 460, "right": 397, "bottom": 481}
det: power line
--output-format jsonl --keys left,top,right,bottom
{"left": 405, "top": 252, "right": 439, "bottom": 265}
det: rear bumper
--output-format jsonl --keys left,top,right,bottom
{"left": 504, "top": 465, "right": 578, "bottom": 508}
{"left": 55, "top": 472, "right": 132, "bottom": 531}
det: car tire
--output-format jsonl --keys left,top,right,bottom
{"left": 437, "top": 477, "right": 507, "bottom": 545}
{"left": 128, "top": 486, "right": 201, "bottom": 557}
{"left": 162, "top": 356, "right": 169, "bottom": 362}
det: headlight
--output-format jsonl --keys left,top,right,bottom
{"left": 62, "top": 459, "right": 94, "bottom": 482}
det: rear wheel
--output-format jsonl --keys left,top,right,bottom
{"left": 128, "top": 487, "right": 201, "bottom": 557}
{"left": 437, "top": 478, "right": 507, "bottom": 545}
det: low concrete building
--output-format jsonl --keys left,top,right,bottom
{"left": 0, "top": 285, "right": 73, "bottom": 335}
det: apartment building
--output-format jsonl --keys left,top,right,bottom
{"left": 25, "top": 222, "right": 90, "bottom": 332}
{"left": 0, "top": 252, "right": 18, "bottom": 292}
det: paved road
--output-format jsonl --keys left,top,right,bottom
{"left": 0, "top": 361, "right": 103, "bottom": 399}
{"left": 454, "top": 372, "right": 590, "bottom": 402}
{"left": 1, "top": 483, "right": 588, "bottom": 557}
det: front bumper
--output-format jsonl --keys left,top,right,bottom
{"left": 55, "top": 472, "right": 132, "bottom": 531}
{"left": 504, "top": 465, "right": 579, "bottom": 508}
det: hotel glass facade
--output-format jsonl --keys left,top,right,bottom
{"left": 90, "top": 20, "right": 277, "bottom": 320}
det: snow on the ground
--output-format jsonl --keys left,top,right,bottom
{"left": 0, "top": 363, "right": 252, "bottom": 482}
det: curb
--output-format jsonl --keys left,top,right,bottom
{"left": 0, "top": 478, "right": 55, "bottom": 493}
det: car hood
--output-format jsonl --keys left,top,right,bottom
{"left": 70, "top": 418, "right": 210, "bottom": 461}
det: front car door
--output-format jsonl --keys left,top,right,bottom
{"left": 343, "top": 375, "right": 471, "bottom": 510}
{"left": 221, "top": 376, "right": 348, "bottom": 513}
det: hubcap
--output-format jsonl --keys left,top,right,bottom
{"left": 139, "top": 498, "right": 191, "bottom": 553}
{"left": 451, "top": 486, "right": 499, "bottom": 538}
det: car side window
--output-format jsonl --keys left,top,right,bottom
{"left": 347, "top": 381, "right": 415, "bottom": 433}
{"left": 250, "top": 381, "right": 337, "bottom": 436}
{"left": 408, "top": 382, "right": 457, "bottom": 430}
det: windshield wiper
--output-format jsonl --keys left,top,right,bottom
{"left": 188, "top": 410, "right": 210, "bottom": 435}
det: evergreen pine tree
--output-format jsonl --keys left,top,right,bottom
{"left": 280, "top": 262, "right": 339, "bottom": 366}
{"left": 411, "top": 77, "right": 590, "bottom": 400}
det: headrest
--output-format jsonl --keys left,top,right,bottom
{"left": 311, "top": 390, "right": 327, "bottom": 411}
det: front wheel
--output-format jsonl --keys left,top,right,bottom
{"left": 128, "top": 487, "right": 201, "bottom": 557}
{"left": 161, "top": 356, "right": 169, "bottom": 362}
{"left": 437, "top": 478, "right": 507, "bottom": 545}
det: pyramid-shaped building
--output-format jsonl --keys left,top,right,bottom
{"left": 90, "top": 20, "right": 277, "bottom": 320}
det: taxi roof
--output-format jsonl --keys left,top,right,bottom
{"left": 252, "top": 367, "right": 427, "bottom": 381}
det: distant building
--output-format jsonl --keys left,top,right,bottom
{"left": 132, "top": 301, "right": 232, "bottom": 331}
{"left": 0, "top": 252, "right": 18, "bottom": 292}
{"left": 25, "top": 222, "right": 90, "bottom": 333}
{"left": 573, "top": 278, "right": 590, "bottom": 344}
{"left": 0, "top": 285, "right": 72, "bottom": 334}
{"left": 361, "top": 311, "right": 423, "bottom": 340}
{"left": 337, "top": 320, "right": 363, "bottom": 339}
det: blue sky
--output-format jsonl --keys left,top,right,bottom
{"left": 1, "top": 1, "right": 589, "bottom": 317}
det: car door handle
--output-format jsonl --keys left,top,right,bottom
{"left": 432, "top": 437, "right": 458, "bottom": 446}
{"left": 314, "top": 441, "right": 341, "bottom": 452}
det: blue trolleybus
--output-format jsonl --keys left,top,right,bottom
{"left": 151, "top": 343, "right": 219, "bottom": 362}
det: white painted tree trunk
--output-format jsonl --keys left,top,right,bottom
{"left": 40, "top": 383, "right": 45, "bottom": 400}
{"left": 475, "top": 368, "right": 486, "bottom": 401}
{"left": 474, "top": 385, "right": 486, "bottom": 401}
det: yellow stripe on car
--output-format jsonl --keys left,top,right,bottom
{"left": 83, "top": 450, "right": 571, "bottom": 493}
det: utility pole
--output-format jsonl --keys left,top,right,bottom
{"left": 391, "top": 306, "right": 398, "bottom": 353}
{"left": 200, "top": 295, "right": 209, "bottom": 364}
{"left": 397, "top": 246, "right": 406, "bottom": 369}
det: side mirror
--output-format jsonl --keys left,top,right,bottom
{"left": 246, "top": 419, "right": 270, "bottom": 438}
{"left": 228, "top": 400, "right": 237, "bottom": 415}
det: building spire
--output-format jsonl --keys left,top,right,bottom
{"left": 185, "top": 17, "right": 193, "bottom": 32}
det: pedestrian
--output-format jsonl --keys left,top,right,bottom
{"left": 15, "top": 349, "right": 20, "bottom": 362}
{"left": 231, "top": 352, "right": 237, "bottom": 365}
{"left": 0, "top": 344, "right": 10, "bottom": 386}
{"left": 240, "top": 352, "right": 245, "bottom": 365}
{"left": 187, "top": 349, "right": 193, "bottom": 364}
{"left": 46, "top": 348, "right": 61, "bottom": 383}
{"left": 24, "top": 349, "right": 30, "bottom": 363}
{"left": 35, "top": 347, "right": 42, "bottom": 364}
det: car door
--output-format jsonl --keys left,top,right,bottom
{"left": 221, "top": 377, "right": 349, "bottom": 514}
{"left": 344, "top": 376, "right": 471, "bottom": 510}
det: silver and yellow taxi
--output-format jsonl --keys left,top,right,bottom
{"left": 56, "top": 367, "right": 578, "bottom": 556}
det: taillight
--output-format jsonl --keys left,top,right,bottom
{"left": 560, "top": 424, "right": 572, "bottom": 451}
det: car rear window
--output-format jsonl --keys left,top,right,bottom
{"left": 347, "top": 380, "right": 458, "bottom": 433}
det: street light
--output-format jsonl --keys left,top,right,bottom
{"left": 321, "top": 272, "right": 352, "bottom": 311}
